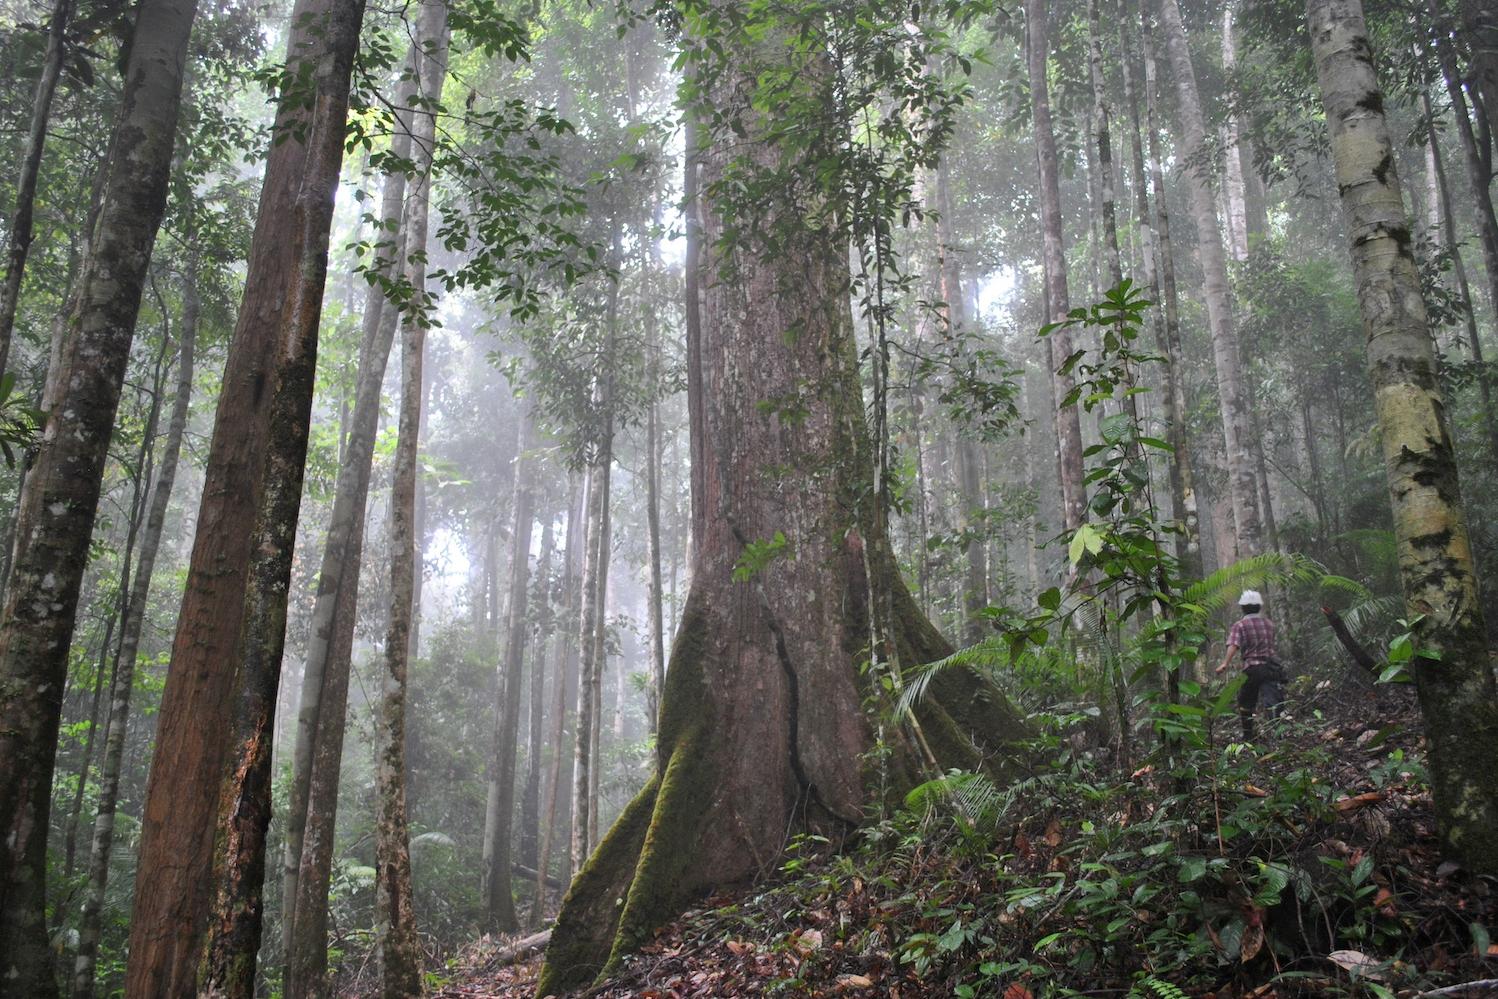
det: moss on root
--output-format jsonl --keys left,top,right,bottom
{"left": 603, "top": 718, "right": 714, "bottom": 975}
{"left": 533, "top": 775, "right": 660, "bottom": 997}
{"left": 535, "top": 563, "right": 1031, "bottom": 997}
{"left": 536, "top": 591, "right": 716, "bottom": 996}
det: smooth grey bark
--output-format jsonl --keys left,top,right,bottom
{"left": 1025, "top": 0, "right": 1086, "bottom": 534}
{"left": 570, "top": 459, "right": 605, "bottom": 872}
{"left": 1421, "top": 88, "right": 1498, "bottom": 464}
{"left": 1155, "top": 0, "right": 1263, "bottom": 559}
{"left": 1139, "top": 8, "right": 1201, "bottom": 575}
{"left": 482, "top": 420, "right": 536, "bottom": 933}
{"left": 1309, "top": 0, "right": 1498, "bottom": 875}
{"left": 0, "top": 0, "right": 74, "bottom": 374}
{"left": 374, "top": 8, "right": 448, "bottom": 994}
{"left": 586, "top": 452, "right": 613, "bottom": 851}
{"left": 521, "top": 514, "right": 556, "bottom": 871}
{"left": 280, "top": 39, "right": 421, "bottom": 969}
{"left": 532, "top": 488, "right": 580, "bottom": 924}
{"left": 1087, "top": 0, "right": 1123, "bottom": 289}
{"left": 1220, "top": 5, "right": 1252, "bottom": 261}
{"left": 645, "top": 344, "right": 666, "bottom": 736}
{"left": 0, "top": 0, "right": 197, "bottom": 988}
{"left": 73, "top": 256, "right": 198, "bottom": 999}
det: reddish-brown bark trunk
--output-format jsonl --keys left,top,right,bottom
{"left": 0, "top": 0, "right": 197, "bottom": 989}
{"left": 126, "top": 0, "right": 365, "bottom": 991}
{"left": 537, "top": 28, "right": 1026, "bottom": 993}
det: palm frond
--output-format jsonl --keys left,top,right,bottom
{"left": 1181, "top": 551, "right": 1328, "bottom": 611}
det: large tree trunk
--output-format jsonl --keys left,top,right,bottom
{"left": 373, "top": 9, "right": 448, "bottom": 995}
{"left": 73, "top": 254, "right": 199, "bottom": 999}
{"left": 1026, "top": 0, "right": 1086, "bottom": 534}
{"left": 125, "top": 0, "right": 366, "bottom": 991}
{"left": 535, "top": 24, "right": 1027, "bottom": 994}
{"left": 281, "top": 43, "right": 421, "bottom": 972}
{"left": 1309, "top": 0, "right": 1498, "bottom": 875}
{"left": 1156, "top": 0, "right": 1264, "bottom": 559}
{"left": 0, "top": 0, "right": 197, "bottom": 988}
{"left": 192, "top": 0, "right": 366, "bottom": 991}
{"left": 0, "top": 0, "right": 74, "bottom": 373}
{"left": 482, "top": 420, "right": 536, "bottom": 933}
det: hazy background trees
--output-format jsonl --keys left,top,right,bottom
{"left": 0, "top": 0, "right": 1495, "bottom": 993}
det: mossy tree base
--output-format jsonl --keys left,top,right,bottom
{"left": 536, "top": 555, "right": 1026, "bottom": 996}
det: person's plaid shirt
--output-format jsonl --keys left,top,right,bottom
{"left": 1227, "top": 614, "right": 1277, "bottom": 667}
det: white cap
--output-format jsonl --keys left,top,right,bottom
{"left": 1239, "top": 590, "right": 1263, "bottom": 606}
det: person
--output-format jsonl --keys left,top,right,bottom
{"left": 1214, "top": 589, "right": 1285, "bottom": 740}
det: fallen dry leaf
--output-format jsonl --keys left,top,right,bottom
{"left": 835, "top": 974, "right": 873, "bottom": 990}
{"left": 1334, "top": 791, "right": 1383, "bottom": 813}
{"left": 1042, "top": 817, "right": 1063, "bottom": 847}
{"left": 793, "top": 928, "right": 823, "bottom": 955}
{"left": 1328, "top": 949, "right": 1388, "bottom": 980}
{"left": 725, "top": 939, "right": 754, "bottom": 956}
{"left": 1014, "top": 831, "right": 1033, "bottom": 859}
{"left": 1002, "top": 984, "right": 1034, "bottom": 999}
{"left": 1240, "top": 920, "right": 1265, "bottom": 962}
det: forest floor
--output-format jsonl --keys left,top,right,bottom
{"left": 386, "top": 680, "right": 1498, "bottom": 999}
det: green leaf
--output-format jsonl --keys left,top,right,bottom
{"left": 1177, "top": 857, "right": 1207, "bottom": 883}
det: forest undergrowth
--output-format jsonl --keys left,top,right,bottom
{"left": 373, "top": 673, "right": 1497, "bottom": 999}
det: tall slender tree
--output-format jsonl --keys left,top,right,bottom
{"left": 1156, "top": 0, "right": 1263, "bottom": 558}
{"left": 125, "top": 0, "right": 366, "bottom": 989}
{"left": 194, "top": 0, "right": 367, "bottom": 989}
{"left": 374, "top": 6, "right": 449, "bottom": 993}
{"left": 281, "top": 39, "right": 421, "bottom": 977}
{"left": 1309, "top": 0, "right": 1498, "bottom": 875}
{"left": 482, "top": 418, "right": 536, "bottom": 933}
{"left": 0, "top": 0, "right": 198, "bottom": 988}
{"left": 0, "top": 0, "right": 75, "bottom": 373}
{"left": 73, "top": 252, "right": 199, "bottom": 999}
{"left": 1025, "top": 0, "right": 1086, "bottom": 535}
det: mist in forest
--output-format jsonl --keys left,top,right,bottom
{"left": 0, "top": 0, "right": 1496, "bottom": 995}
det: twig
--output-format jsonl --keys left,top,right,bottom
{"left": 1415, "top": 980, "right": 1498, "bottom": 997}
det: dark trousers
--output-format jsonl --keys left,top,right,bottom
{"left": 1237, "top": 661, "right": 1286, "bottom": 739}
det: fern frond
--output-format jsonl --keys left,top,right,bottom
{"left": 1182, "top": 552, "right": 1327, "bottom": 611}
{"left": 1316, "top": 574, "right": 1372, "bottom": 602}
{"left": 895, "top": 639, "right": 1010, "bottom": 718}
{"left": 1129, "top": 979, "right": 1189, "bottom": 999}
{"left": 410, "top": 830, "right": 456, "bottom": 851}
